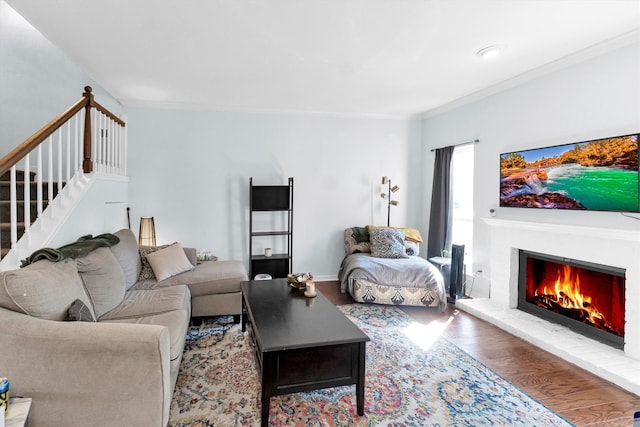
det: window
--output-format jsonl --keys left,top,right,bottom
{"left": 450, "top": 144, "right": 474, "bottom": 266}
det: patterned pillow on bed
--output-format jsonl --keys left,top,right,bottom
{"left": 344, "top": 228, "right": 371, "bottom": 255}
{"left": 370, "top": 228, "right": 408, "bottom": 258}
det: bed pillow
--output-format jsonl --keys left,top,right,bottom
{"left": 401, "top": 228, "right": 423, "bottom": 243}
{"left": 344, "top": 228, "right": 371, "bottom": 255}
{"left": 370, "top": 228, "right": 408, "bottom": 258}
{"left": 367, "top": 225, "right": 423, "bottom": 243}
{"left": 404, "top": 240, "right": 420, "bottom": 256}
{"left": 351, "top": 227, "right": 369, "bottom": 243}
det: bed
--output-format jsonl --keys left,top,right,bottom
{"left": 338, "top": 226, "right": 447, "bottom": 311}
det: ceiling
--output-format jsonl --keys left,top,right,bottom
{"left": 7, "top": 0, "right": 640, "bottom": 118}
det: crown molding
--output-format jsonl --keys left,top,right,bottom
{"left": 421, "top": 29, "right": 640, "bottom": 120}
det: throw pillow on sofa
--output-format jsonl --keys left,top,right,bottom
{"left": 0, "top": 259, "right": 95, "bottom": 321}
{"left": 144, "top": 242, "right": 194, "bottom": 281}
{"left": 76, "top": 247, "right": 126, "bottom": 319}
{"left": 138, "top": 243, "right": 173, "bottom": 281}
{"left": 66, "top": 298, "right": 97, "bottom": 322}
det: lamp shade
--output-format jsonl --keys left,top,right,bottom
{"left": 139, "top": 217, "right": 156, "bottom": 246}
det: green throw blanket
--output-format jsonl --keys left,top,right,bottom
{"left": 351, "top": 226, "right": 370, "bottom": 243}
{"left": 21, "top": 233, "right": 120, "bottom": 267}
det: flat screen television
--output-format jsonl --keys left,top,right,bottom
{"left": 500, "top": 133, "right": 639, "bottom": 212}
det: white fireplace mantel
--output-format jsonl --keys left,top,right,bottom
{"left": 482, "top": 217, "right": 640, "bottom": 243}
{"left": 456, "top": 217, "right": 640, "bottom": 396}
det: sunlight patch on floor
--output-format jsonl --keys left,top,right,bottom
{"left": 403, "top": 315, "right": 454, "bottom": 351}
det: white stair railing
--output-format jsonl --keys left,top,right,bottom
{"left": 0, "top": 86, "right": 126, "bottom": 259}
{"left": 93, "top": 107, "right": 127, "bottom": 175}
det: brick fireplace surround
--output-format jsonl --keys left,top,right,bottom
{"left": 457, "top": 218, "right": 640, "bottom": 396}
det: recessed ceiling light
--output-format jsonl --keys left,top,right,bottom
{"left": 476, "top": 45, "right": 504, "bottom": 59}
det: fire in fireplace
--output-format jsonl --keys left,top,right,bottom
{"left": 518, "top": 250, "right": 625, "bottom": 349}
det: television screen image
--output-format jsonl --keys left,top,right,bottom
{"left": 500, "top": 133, "right": 639, "bottom": 212}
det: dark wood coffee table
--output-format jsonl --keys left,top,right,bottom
{"left": 241, "top": 279, "right": 369, "bottom": 427}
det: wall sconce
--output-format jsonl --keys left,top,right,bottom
{"left": 139, "top": 216, "right": 156, "bottom": 246}
{"left": 380, "top": 176, "right": 400, "bottom": 226}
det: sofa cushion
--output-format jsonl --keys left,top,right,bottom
{"left": 100, "top": 286, "right": 190, "bottom": 362}
{"left": 101, "top": 304, "right": 190, "bottom": 362}
{"left": 132, "top": 260, "right": 247, "bottom": 297}
{"left": 145, "top": 243, "right": 194, "bottom": 281}
{"left": 0, "top": 259, "right": 95, "bottom": 321}
{"left": 100, "top": 286, "right": 191, "bottom": 321}
{"left": 76, "top": 247, "right": 126, "bottom": 319}
{"left": 110, "top": 229, "right": 142, "bottom": 290}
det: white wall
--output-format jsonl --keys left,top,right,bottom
{"left": 0, "top": 0, "right": 123, "bottom": 156}
{"left": 421, "top": 42, "right": 640, "bottom": 297}
{"left": 127, "top": 109, "right": 422, "bottom": 279}
{"left": 47, "top": 177, "right": 129, "bottom": 248}
{"left": 7, "top": 0, "right": 637, "bottom": 284}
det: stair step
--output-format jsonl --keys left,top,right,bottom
{"left": 0, "top": 170, "right": 36, "bottom": 182}
{"left": 0, "top": 222, "right": 27, "bottom": 229}
{"left": 0, "top": 200, "right": 49, "bottom": 223}
{"left": 0, "top": 181, "right": 61, "bottom": 200}
{"left": 0, "top": 200, "right": 52, "bottom": 207}
{"left": 0, "top": 222, "right": 26, "bottom": 246}
{"left": 0, "top": 170, "right": 67, "bottom": 259}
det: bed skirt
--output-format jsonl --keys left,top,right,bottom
{"left": 350, "top": 279, "right": 446, "bottom": 311}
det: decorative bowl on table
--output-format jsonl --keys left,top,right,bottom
{"left": 287, "top": 272, "right": 313, "bottom": 290}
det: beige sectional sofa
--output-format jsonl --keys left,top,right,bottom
{"left": 0, "top": 228, "right": 247, "bottom": 427}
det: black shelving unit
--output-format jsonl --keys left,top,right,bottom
{"left": 249, "top": 177, "right": 293, "bottom": 279}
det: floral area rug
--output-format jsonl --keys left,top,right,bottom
{"left": 168, "top": 304, "right": 574, "bottom": 427}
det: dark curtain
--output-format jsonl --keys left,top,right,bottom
{"left": 427, "top": 145, "right": 455, "bottom": 259}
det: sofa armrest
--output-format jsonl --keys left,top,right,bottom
{"left": 0, "top": 307, "right": 171, "bottom": 427}
{"left": 183, "top": 246, "right": 197, "bottom": 266}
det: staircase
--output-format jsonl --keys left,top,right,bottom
{"left": 0, "top": 86, "right": 126, "bottom": 268}
{"left": 0, "top": 170, "right": 63, "bottom": 259}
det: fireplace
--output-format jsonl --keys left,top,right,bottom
{"left": 518, "top": 250, "right": 625, "bottom": 349}
{"left": 461, "top": 218, "right": 640, "bottom": 395}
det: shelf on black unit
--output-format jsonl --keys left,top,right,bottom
{"left": 251, "top": 186, "right": 291, "bottom": 211}
{"left": 251, "top": 231, "right": 291, "bottom": 237}
{"left": 251, "top": 257, "right": 290, "bottom": 279}
{"left": 251, "top": 253, "right": 290, "bottom": 260}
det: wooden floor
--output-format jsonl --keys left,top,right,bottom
{"left": 316, "top": 281, "right": 640, "bottom": 427}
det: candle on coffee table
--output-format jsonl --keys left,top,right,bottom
{"left": 305, "top": 282, "right": 316, "bottom": 297}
